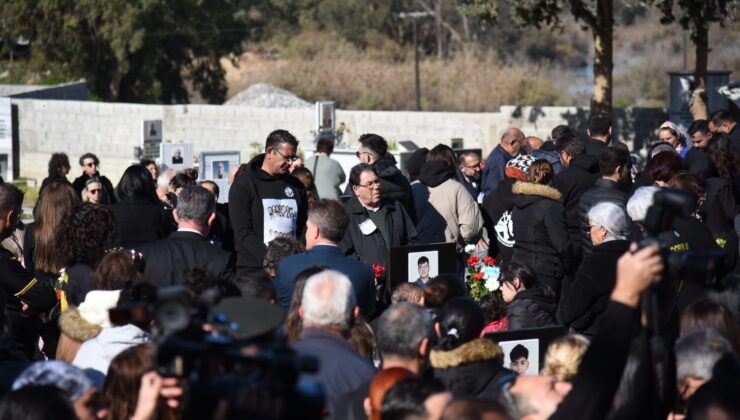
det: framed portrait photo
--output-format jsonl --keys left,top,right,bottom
{"left": 199, "top": 151, "right": 241, "bottom": 203}
{"left": 388, "top": 243, "right": 457, "bottom": 289}
{"left": 160, "top": 143, "right": 193, "bottom": 171}
{"left": 484, "top": 326, "right": 568, "bottom": 376}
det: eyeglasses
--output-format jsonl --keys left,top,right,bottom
{"left": 357, "top": 180, "right": 381, "bottom": 189}
{"left": 272, "top": 148, "right": 298, "bottom": 162}
{"left": 84, "top": 162, "right": 96, "bottom": 168}
{"left": 88, "top": 189, "right": 102, "bottom": 195}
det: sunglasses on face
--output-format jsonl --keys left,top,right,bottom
{"left": 84, "top": 162, "right": 96, "bottom": 168}
{"left": 88, "top": 189, "right": 102, "bottom": 195}
{"left": 273, "top": 148, "right": 298, "bottom": 162}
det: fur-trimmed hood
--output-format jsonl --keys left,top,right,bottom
{"left": 512, "top": 181, "right": 562, "bottom": 201}
{"left": 59, "top": 307, "right": 102, "bottom": 342}
{"left": 430, "top": 338, "right": 503, "bottom": 369}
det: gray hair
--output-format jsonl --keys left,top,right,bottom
{"left": 676, "top": 329, "right": 734, "bottom": 383}
{"left": 157, "top": 170, "right": 173, "bottom": 189}
{"left": 301, "top": 270, "right": 355, "bottom": 331}
{"left": 308, "top": 199, "right": 349, "bottom": 242}
{"left": 627, "top": 186, "right": 660, "bottom": 222}
{"left": 588, "top": 202, "right": 629, "bottom": 241}
{"left": 175, "top": 185, "right": 216, "bottom": 226}
{"left": 375, "top": 303, "right": 432, "bottom": 360}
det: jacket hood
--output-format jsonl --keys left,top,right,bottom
{"left": 572, "top": 154, "right": 600, "bottom": 173}
{"left": 512, "top": 181, "right": 562, "bottom": 202}
{"left": 514, "top": 287, "right": 558, "bottom": 313}
{"left": 418, "top": 161, "right": 456, "bottom": 188}
{"left": 373, "top": 155, "right": 401, "bottom": 177}
{"left": 95, "top": 325, "right": 149, "bottom": 359}
{"left": 247, "top": 153, "right": 289, "bottom": 182}
{"left": 59, "top": 307, "right": 102, "bottom": 342}
{"left": 430, "top": 338, "right": 503, "bottom": 369}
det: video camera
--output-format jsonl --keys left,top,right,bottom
{"left": 638, "top": 188, "right": 722, "bottom": 286}
{"left": 110, "top": 285, "right": 325, "bottom": 420}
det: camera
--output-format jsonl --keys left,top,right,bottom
{"left": 109, "top": 285, "right": 325, "bottom": 419}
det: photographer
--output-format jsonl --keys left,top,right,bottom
{"left": 498, "top": 244, "right": 664, "bottom": 420}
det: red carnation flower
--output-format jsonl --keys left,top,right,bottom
{"left": 467, "top": 255, "right": 479, "bottom": 266}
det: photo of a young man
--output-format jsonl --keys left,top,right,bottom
{"left": 509, "top": 344, "right": 530, "bottom": 374}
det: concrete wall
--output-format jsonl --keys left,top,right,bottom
{"left": 11, "top": 98, "right": 667, "bottom": 184}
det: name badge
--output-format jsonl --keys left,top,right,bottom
{"left": 359, "top": 218, "right": 377, "bottom": 236}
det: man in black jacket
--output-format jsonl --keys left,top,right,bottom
{"left": 498, "top": 244, "right": 664, "bottom": 420}
{"left": 228, "top": 130, "right": 308, "bottom": 277}
{"left": 578, "top": 147, "right": 630, "bottom": 255}
{"left": 71, "top": 153, "right": 116, "bottom": 203}
{"left": 552, "top": 134, "right": 600, "bottom": 245}
{"left": 346, "top": 133, "right": 417, "bottom": 222}
{"left": 341, "top": 164, "right": 416, "bottom": 274}
{"left": 0, "top": 184, "right": 57, "bottom": 359}
{"left": 138, "top": 185, "right": 235, "bottom": 287}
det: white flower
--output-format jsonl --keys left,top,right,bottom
{"left": 485, "top": 277, "right": 499, "bottom": 292}
{"left": 464, "top": 244, "right": 476, "bottom": 254}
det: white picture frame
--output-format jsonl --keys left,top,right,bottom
{"left": 199, "top": 151, "right": 241, "bottom": 204}
{"left": 160, "top": 143, "right": 193, "bottom": 171}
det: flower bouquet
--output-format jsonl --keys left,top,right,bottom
{"left": 465, "top": 255, "right": 502, "bottom": 302}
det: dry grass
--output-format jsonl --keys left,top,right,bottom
{"left": 225, "top": 46, "right": 568, "bottom": 111}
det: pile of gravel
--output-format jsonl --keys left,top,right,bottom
{"left": 224, "top": 83, "right": 312, "bottom": 108}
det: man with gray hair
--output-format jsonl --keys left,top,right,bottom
{"left": 334, "top": 302, "right": 433, "bottom": 419}
{"left": 274, "top": 199, "right": 374, "bottom": 314}
{"left": 138, "top": 185, "right": 234, "bottom": 286}
{"left": 675, "top": 329, "right": 736, "bottom": 402}
{"left": 292, "top": 270, "right": 375, "bottom": 416}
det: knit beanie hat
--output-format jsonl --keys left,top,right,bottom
{"left": 505, "top": 155, "right": 536, "bottom": 181}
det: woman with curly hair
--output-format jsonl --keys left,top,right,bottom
{"left": 707, "top": 133, "right": 740, "bottom": 202}
{"left": 56, "top": 202, "right": 116, "bottom": 308}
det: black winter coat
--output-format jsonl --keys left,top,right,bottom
{"left": 551, "top": 155, "right": 599, "bottom": 243}
{"left": 511, "top": 181, "right": 572, "bottom": 293}
{"left": 340, "top": 195, "right": 416, "bottom": 270}
{"left": 110, "top": 197, "right": 169, "bottom": 248}
{"left": 430, "top": 338, "right": 511, "bottom": 401}
{"left": 228, "top": 154, "right": 308, "bottom": 271}
{"left": 577, "top": 178, "right": 629, "bottom": 254}
{"left": 584, "top": 138, "right": 608, "bottom": 161}
{"left": 558, "top": 239, "right": 630, "bottom": 337}
{"left": 506, "top": 287, "right": 558, "bottom": 330}
{"left": 482, "top": 178, "right": 517, "bottom": 264}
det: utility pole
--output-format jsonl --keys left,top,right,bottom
{"left": 399, "top": 11, "right": 434, "bottom": 111}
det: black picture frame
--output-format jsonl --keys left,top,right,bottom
{"left": 388, "top": 242, "right": 457, "bottom": 288}
{"left": 484, "top": 326, "right": 568, "bottom": 375}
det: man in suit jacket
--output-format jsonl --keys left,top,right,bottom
{"left": 274, "top": 199, "right": 375, "bottom": 316}
{"left": 138, "top": 185, "right": 234, "bottom": 287}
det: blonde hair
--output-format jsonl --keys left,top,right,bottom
{"left": 541, "top": 334, "right": 590, "bottom": 382}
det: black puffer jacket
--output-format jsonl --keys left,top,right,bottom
{"left": 511, "top": 181, "right": 572, "bottom": 293}
{"left": 506, "top": 287, "right": 558, "bottom": 330}
{"left": 577, "top": 178, "right": 629, "bottom": 255}
{"left": 430, "top": 338, "right": 511, "bottom": 401}
{"left": 558, "top": 239, "right": 630, "bottom": 337}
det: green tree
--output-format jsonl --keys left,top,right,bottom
{"left": 8, "top": 0, "right": 271, "bottom": 103}
{"left": 657, "top": 0, "right": 738, "bottom": 119}
{"left": 464, "top": 0, "right": 616, "bottom": 113}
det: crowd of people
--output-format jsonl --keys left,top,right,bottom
{"left": 0, "top": 110, "right": 738, "bottom": 419}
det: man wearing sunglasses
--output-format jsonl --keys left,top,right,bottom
{"left": 229, "top": 129, "right": 308, "bottom": 279}
{"left": 72, "top": 153, "right": 116, "bottom": 204}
